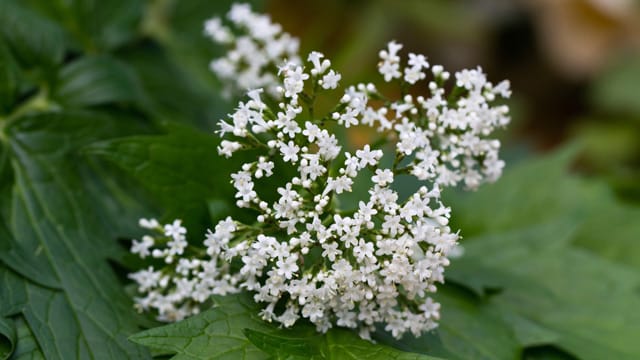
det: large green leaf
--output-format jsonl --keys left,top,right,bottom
{"left": 54, "top": 55, "right": 146, "bottom": 108}
{"left": 119, "top": 42, "right": 227, "bottom": 129}
{"left": 0, "top": 42, "right": 21, "bottom": 113}
{"left": 8, "top": 316, "right": 44, "bottom": 360}
{"left": 130, "top": 293, "right": 272, "bottom": 360}
{"left": 0, "top": 315, "right": 14, "bottom": 360}
{"left": 373, "top": 286, "right": 521, "bottom": 360}
{"left": 1, "top": 112, "right": 151, "bottom": 359}
{"left": 244, "top": 327, "right": 442, "bottom": 360}
{"left": 86, "top": 123, "right": 235, "bottom": 234}
{"left": 450, "top": 224, "right": 640, "bottom": 359}
{"left": 0, "top": 266, "right": 28, "bottom": 318}
{"left": 444, "top": 146, "right": 604, "bottom": 237}
{"left": 19, "top": 0, "right": 143, "bottom": 52}
{"left": 131, "top": 293, "right": 443, "bottom": 360}
{"left": 442, "top": 148, "right": 640, "bottom": 359}
{"left": 0, "top": 1, "right": 65, "bottom": 67}
{"left": 572, "top": 199, "right": 640, "bottom": 269}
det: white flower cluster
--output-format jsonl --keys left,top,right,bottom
{"left": 204, "top": 3, "right": 300, "bottom": 98}
{"left": 130, "top": 3, "right": 511, "bottom": 340}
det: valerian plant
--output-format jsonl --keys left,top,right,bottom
{"left": 2, "top": 1, "right": 640, "bottom": 359}
{"left": 128, "top": 3, "right": 510, "bottom": 341}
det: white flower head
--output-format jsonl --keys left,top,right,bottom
{"left": 131, "top": 3, "right": 511, "bottom": 341}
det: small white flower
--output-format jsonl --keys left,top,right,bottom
{"left": 279, "top": 141, "right": 300, "bottom": 163}
{"left": 164, "top": 220, "right": 186, "bottom": 240}
{"left": 218, "top": 140, "right": 242, "bottom": 158}
{"left": 356, "top": 144, "right": 383, "bottom": 168}
{"left": 131, "top": 236, "right": 154, "bottom": 258}
{"left": 321, "top": 70, "right": 341, "bottom": 89}
{"left": 139, "top": 218, "right": 159, "bottom": 229}
{"left": 371, "top": 168, "right": 394, "bottom": 186}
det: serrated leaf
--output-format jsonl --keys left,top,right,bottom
{"left": 446, "top": 144, "right": 640, "bottom": 271}
{"left": 131, "top": 293, "right": 441, "bottom": 360}
{"left": 54, "top": 55, "right": 145, "bottom": 108}
{"left": 2, "top": 112, "right": 151, "bottom": 359}
{"left": 86, "top": 123, "right": 237, "bottom": 234}
{"left": 444, "top": 145, "right": 602, "bottom": 237}
{"left": 130, "top": 293, "right": 272, "bottom": 359}
{"left": 447, "top": 188, "right": 640, "bottom": 359}
{"left": 376, "top": 286, "right": 521, "bottom": 360}
{"left": 0, "top": 0, "right": 65, "bottom": 67}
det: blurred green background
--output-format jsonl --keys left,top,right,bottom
{"left": 265, "top": 0, "right": 640, "bottom": 203}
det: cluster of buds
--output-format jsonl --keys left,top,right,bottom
{"left": 129, "top": 3, "right": 510, "bottom": 340}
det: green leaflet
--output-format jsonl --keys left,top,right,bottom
{"left": 86, "top": 123, "right": 247, "bottom": 236}
{"left": 0, "top": 42, "right": 21, "bottom": 114}
{"left": 443, "top": 145, "right": 600, "bottom": 236}
{"left": 0, "top": 1, "right": 65, "bottom": 68}
{"left": 8, "top": 316, "right": 45, "bottom": 360}
{"left": 442, "top": 149, "right": 640, "bottom": 359}
{"left": 1, "top": 112, "right": 151, "bottom": 359}
{"left": 572, "top": 200, "right": 640, "bottom": 269}
{"left": 54, "top": 55, "right": 146, "bottom": 108}
{"left": 119, "top": 44, "right": 227, "bottom": 129}
{"left": 18, "top": 0, "right": 143, "bottom": 52}
{"left": 373, "top": 286, "right": 521, "bottom": 360}
{"left": 449, "top": 224, "right": 640, "bottom": 359}
{"left": 0, "top": 315, "right": 15, "bottom": 360}
{"left": 244, "top": 327, "right": 444, "bottom": 360}
{"left": 129, "top": 293, "right": 273, "bottom": 360}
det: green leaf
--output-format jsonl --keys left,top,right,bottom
{"left": 242, "top": 328, "right": 323, "bottom": 360}
{"left": 441, "top": 147, "right": 640, "bottom": 358}
{"left": 54, "top": 55, "right": 146, "bottom": 108}
{"left": 444, "top": 145, "right": 602, "bottom": 237}
{"left": 2, "top": 112, "right": 151, "bottom": 359}
{"left": 131, "top": 293, "right": 442, "bottom": 360}
{"left": 0, "top": 42, "right": 21, "bottom": 113}
{"left": 448, "top": 219, "right": 640, "bottom": 359}
{"left": 244, "top": 327, "right": 443, "bottom": 360}
{"left": 130, "top": 293, "right": 272, "bottom": 359}
{"left": 119, "top": 43, "right": 227, "bottom": 129}
{"left": 0, "top": 315, "right": 15, "bottom": 360}
{"left": 0, "top": 0, "right": 65, "bottom": 67}
{"left": 9, "top": 316, "right": 44, "bottom": 360}
{"left": 86, "top": 123, "right": 237, "bottom": 234}
{"left": 0, "top": 266, "right": 28, "bottom": 317}
{"left": 20, "top": 0, "right": 143, "bottom": 52}
{"left": 572, "top": 199, "right": 640, "bottom": 270}
{"left": 376, "top": 286, "right": 521, "bottom": 360}
{"left": 66, "top": 0, "right": 143, "bottom": 51}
